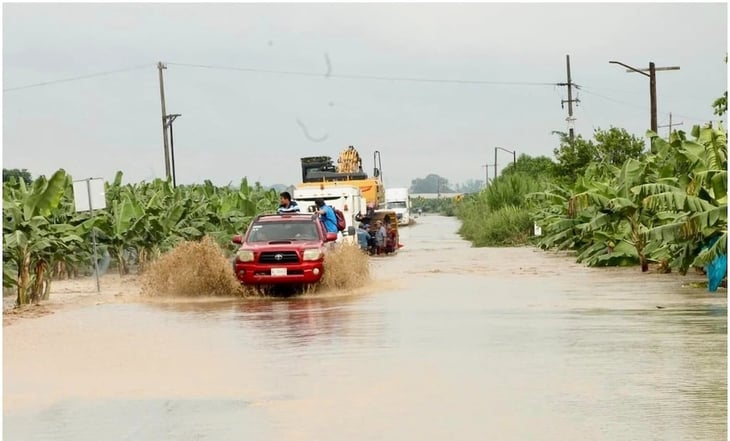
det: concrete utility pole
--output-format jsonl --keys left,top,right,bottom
{"left": 609, "top": 60, "right": 680, "bottom": 133}
{"left": 482, "top": 163, "right": 495, "bottom": 187}
{"left": 658, "top": 112, "right": 683, "bottom": 138}
{"left": 158, "top": 62, "right": 171, "bottom": 179}
{"left": 558, "top": 54, "right": 580, "bottom": 141}
{"left": 494, "top": 147, "right": 517, "bottom": 179}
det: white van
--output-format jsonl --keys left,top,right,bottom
{"left": 384, "top": 187, "right": 410, "bottom": 226}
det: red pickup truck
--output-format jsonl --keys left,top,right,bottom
{"left": 231, "top": 213, "right": 338, "bottom": 287}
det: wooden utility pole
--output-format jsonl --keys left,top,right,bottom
{"left": 609, "top": 60, "right": 680, "bottom": 134}
{"left": 649, "top": 62, "right": 657, "bottom": 133}
{"left": 558, "top": 55, "right": 580, "bottom": 140}
{"left": 158, "top": 62, "right": 171, "bottom": 179}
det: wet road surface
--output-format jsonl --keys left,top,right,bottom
{"left": 4, "top": 215, "right": 727, "bottom": 440}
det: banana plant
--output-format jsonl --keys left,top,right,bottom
{"left": 637, "top": 125, "right": 727, "bottom": 273}
{"left": 3, "top": 169, "right": 69, "bottom": 305}
{"left": 32, "top": 223, "right": 85, "bottom": 300}
{"left": 569, "top": 158, "right": 660, "bottom": 271}
{"left": 99, "top": 191, "right": 146, "bottom": 275}
{"left": 2, "top": 167, "right": 288, "bottom": 302}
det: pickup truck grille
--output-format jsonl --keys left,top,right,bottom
{"left": 259, "top": 251, "right": 300, "bottom": 264}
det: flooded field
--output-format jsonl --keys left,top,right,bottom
{"left": 3, "top": 215, "right": 727, "bottom": 440}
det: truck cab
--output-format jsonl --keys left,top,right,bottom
{"left": 384, "top": 187, "right": 411, "bottom": 226}
{"left": 231, "top": 213, "right": 337, "bottom": 287}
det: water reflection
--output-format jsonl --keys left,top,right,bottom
{"left": 234, "top": 297, "right": 362, "bottom": 347}
{"left": 145, "top": 294, "right": 388, "bottom": 350}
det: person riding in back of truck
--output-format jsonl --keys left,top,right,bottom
{"left": 277, "top": 192, "right": 300, "bottom": 214}
{"left": 314, "top": 198, "right": 338, "bottom": 234}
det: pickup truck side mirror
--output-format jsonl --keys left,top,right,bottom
{"left": 325, "top": 232, "right": 338, "bottom": 242}
{"left": 231, "top": 235, "right": 243, "bottom": 245}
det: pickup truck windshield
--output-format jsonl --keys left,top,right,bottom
{"left": 248, "top": 221, "right": 320, "bottom": 242}
{"left": 386, "top": 201, "right": 407, "bottom": 209}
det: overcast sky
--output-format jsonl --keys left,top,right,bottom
{"left": 2, "top": 2, "right": 728, "bottom": 189}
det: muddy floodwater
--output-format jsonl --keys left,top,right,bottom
{"left": 3, "top": 215, "right": 727, "bottom": 440}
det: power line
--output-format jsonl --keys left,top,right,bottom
{"left": 167, "top": 61, "right": 715, "bottom": 122}
{"left": 165, "top": 61, "right": 558, "bottom": 87}
{"left": 573, "top": 83, "right": 715, "bottom": 123}
{"left": 3, "top": 59, "right": 714, "bottom": 125}
{"left": 572, "top": 84, "right": 643, "bottom": 96}
{"left": 580, "top": 87, "right": 651, "bottom": 110}
{"left": 3, "top": 64, "right": 152, "bottom": 92}
{"left": 571, "top": 90, "right": 599, "bottom": 132}
{"left": 579, "top": 87, "right": 711, "bottom": 123}
{"left": 658, "top": 111, "right": 713, "bottom": 124}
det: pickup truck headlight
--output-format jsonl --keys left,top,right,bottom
{"left": 236, "top": 250, "right": 254, "bottom": 262}
{"left": 303, "top": 248, "right": 323, "bottom": 261}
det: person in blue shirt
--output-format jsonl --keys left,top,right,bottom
{"left": 356, "top": 223, "right": 370, "bottom": 251}
{"left": 277, "top": 192, "right": 300, "bottom": 214}
{"left": 314, "top": 198, "right": 338, "bottom": 234}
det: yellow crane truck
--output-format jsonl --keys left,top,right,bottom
{"left": 295, "top": 146, "right": 401, "bottom": 254}
{"left": 297, "top": 146, "right": 385, "bottom": 209}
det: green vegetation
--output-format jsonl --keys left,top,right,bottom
{"left": 3, "top": 168, "right": 33, "bottom": 185}
{"left": 410, "top": 173, "right": 454, "bottom": 193}
{"left": 411, "top": 197, "right": 458, "bottom": 216}
{"left": 455, "top": 122, "right": 727, "bottom": 278}
{"left": 532, "top": 125, "right": 726, "bottom": 273}
{"left": 457, "top": 173, "right": 542, "bottom": 246}
{"left": 3, "top": 171, "right": 279, "bottom": 305}
{"left": 551, "top": 127, "right": 646, "bottom": 183}
{"left": 500, "top": 154, "right": 556, "bottom": 181}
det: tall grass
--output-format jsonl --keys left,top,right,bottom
{"left": 466, "top": 206, "right": 533, "bottom": 246}
{"left": 457, "top": 173, "right": 541, "bottom": 246}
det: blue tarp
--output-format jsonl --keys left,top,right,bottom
{"left": 703, "top": 236, "right": 727, "bottom": 292}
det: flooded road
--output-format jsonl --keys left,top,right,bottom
{"left": 4, "top": 215, "right": 727, "bottom": 440}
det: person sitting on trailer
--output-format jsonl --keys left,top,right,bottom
{"left": 374, "top": 220, "right": 386, "bottom": 255}
{"left": 366, "top": 203, "right": 376, "bottom": 218}
{"left": 277, "top": 191, "right": 300, "bottom": 213}
{"left": 385, "top": 223, "right": 397, "bottom": 254}
{"left": 356, "top": 223, "right": 370, "bottom": 251}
